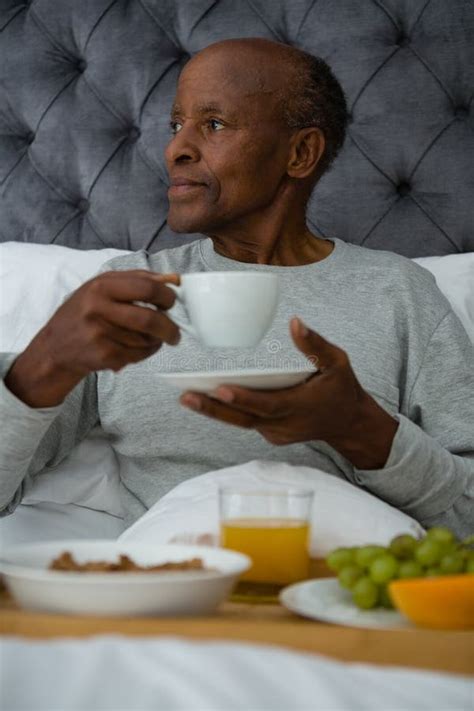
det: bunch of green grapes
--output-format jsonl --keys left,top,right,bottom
{"left": 326, "top": 527, "right": 474, "bottom": 611}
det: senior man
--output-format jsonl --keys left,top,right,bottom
{"left": 1, "top": 39, "right": 473, "bottom": 536}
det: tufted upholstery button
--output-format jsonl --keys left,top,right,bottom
{"left": 347, "top": 113, "right": 354, "bottom": 124}
{"left": 397, "top": 34, "right": 409, "bottom": 48}
{"left": 76, "top": 59, "right": 87, "bottom": 73}
{"left": 128, "top": 126, "right": 141, "bottom": 142}
{"left": 397, "top": 182, "right": 411, "bottom": 197}
{"left": 455, "top": 106, "right": 468, "bottom": 119}
{"left": 77, "top": 199, "right": 89, "bottom": 213}
{"left": 25, "top": 132, "right": 35, "bottom": 145}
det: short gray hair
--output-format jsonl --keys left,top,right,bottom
{"left": 280, "top": 50, "right": 348, "bottom": 181}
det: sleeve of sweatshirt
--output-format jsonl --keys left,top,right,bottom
{"left": 0, "top": 352, "right": 100, "bottom": 517}
{"left": 352, "top": 310, "right": 474, "bottom": 538}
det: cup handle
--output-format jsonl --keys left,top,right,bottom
{"left": 166, "top": 283, "right": 198, "bottom": 340}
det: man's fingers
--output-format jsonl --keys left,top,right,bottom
{"left": 180, "top": 392, "right": 260, "bottom": 429}
{"left": 96, "top": 317, "right": 156, "bottom": 348}
{"left": 210, "top": 385, "right": 293, "bottom": 418}
{"left": 104, "top": 340, "right": 162, "bottom": 372}
{"left": 102, "top": 269, "right": 180, "bottom": 285}
{"left": 149, "top": 272, "right": 181, "bottom": 286}
{"left": 290, "top": 317, "right": 346, "bottom": 370}
{"left": 95, "top": 271, "right": 178, "bottom": 309}
{"left": 100, "top": 303, "right": 181, "bottom": 346}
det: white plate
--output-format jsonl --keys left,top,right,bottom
{"left": 157, "top": 367, "right": 316, "bottom": 393}
{"left": 0, "top": 540, "right": 251, "bottom": 617}
{"left": 280, "top": 578, "right": 412, "bottom": 630}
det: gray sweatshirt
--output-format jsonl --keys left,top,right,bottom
{"left": 1, "top": 237, "right": 473, "bottom": 536}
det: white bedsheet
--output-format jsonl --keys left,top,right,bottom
{"left": 0, "top": 502, "right": 124, "bottom": 546}
{"left": 120, "top": 460, "right": 424, "bottom": 556}
{"left": 1, "top": 635, "right": 470, "bottom": 711}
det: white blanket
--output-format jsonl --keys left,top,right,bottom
{"left": 120, "top": 460, "right": 424, "bottom": 556}
{"left": 1, "top": 636, "right": 470, "bottom": 711}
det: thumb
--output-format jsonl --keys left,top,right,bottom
{"left": 149, "top": 272, "right": 181, "bottom": 286}
{"left": 290, "top": 317, "right": 342, "bottom": 371}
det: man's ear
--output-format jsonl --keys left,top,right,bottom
{"left": 287, "top": 127, "right": 325, "bottom": 179}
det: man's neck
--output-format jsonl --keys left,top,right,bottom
{"left": 208, "top": 228, "right": 333, "bottom": 266}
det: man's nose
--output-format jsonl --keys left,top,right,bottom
{"left": 165, "top": 124, "right": 200, "bottom": 165}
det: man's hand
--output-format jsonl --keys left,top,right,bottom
{"left": 5, "top": 270, "right": 181, "bottom": 408}
{"left": 180, "top": 317, "right": 399, "bottom": 470}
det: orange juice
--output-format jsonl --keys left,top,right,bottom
{"left": 221, "top": 517, "right": 310, "bottom": 585}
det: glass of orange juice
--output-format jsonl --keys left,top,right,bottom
{"left": 219, "top": 487, "right": 313, "bottom": 602}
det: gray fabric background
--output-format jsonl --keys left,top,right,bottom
{"left": 0, "top": 0, "right": 473, "bottom": 257}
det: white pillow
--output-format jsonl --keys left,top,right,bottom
{"left": 414, "top": 252, "right": 474, "bottom": 344}
{"left": 0, "top": 242, "right": 130, "bottom": 518}
{"left": 120, "top": 460, "right": 424, "bottom": 556}
{"left": 0, "top": 242, "right": 130, "bottom": 352}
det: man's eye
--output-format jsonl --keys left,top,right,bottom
{"left": 207, "top": 119, "right": 225, "bottom": 131}
{"left": 170, "top": 121, "right": 182, "bottom": 134}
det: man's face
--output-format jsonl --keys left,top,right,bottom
{"left": 165, "top": 48, "right": 292, "bottom": 234}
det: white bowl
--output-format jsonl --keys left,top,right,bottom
{"left": 0, "top": 540, "right": 251, "bottom": 617}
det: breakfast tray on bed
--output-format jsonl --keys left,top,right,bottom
{"left": 1, "top": 561, "right": 472, "bottom": 676}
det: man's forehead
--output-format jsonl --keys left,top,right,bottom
{"left": 173, "top": 49, "right": 284, "bottom": 116}
{"left": 170, "top": 95, "right": 275, "bottom": 121}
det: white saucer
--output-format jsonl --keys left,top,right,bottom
{"left": 157, "top": 367, "right": 316, "bottom": 393}
{"left": 280, "top": 579, "right": 411, "bottom": 630}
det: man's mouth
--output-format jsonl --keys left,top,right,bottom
{"left": 168, "top": 177, "right": 207, "bottom": 199}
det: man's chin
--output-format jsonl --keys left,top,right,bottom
{"left": 167, "top": 210, "right": 216, "bottom": 235}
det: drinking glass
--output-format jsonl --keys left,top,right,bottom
{"left": 219, "top": 487, "right": 313, "bottom": 601}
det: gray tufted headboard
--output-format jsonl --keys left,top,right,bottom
{"left": 1, "top": 0, "right": 473, "bottom": 257}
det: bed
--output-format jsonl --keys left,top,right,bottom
{"left": 0, "top": 1, "right": 473, "bottom": 708}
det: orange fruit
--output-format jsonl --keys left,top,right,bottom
{"left": 389, "top": 574, "right": 474, "bottom": 630}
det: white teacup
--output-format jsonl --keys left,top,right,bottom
{"left": 168, "top": 272, "right": 279, "bottom": 348}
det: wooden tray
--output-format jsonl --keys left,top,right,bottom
{"left": 1, "top": 562, "right": 472, "bottom": 675}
